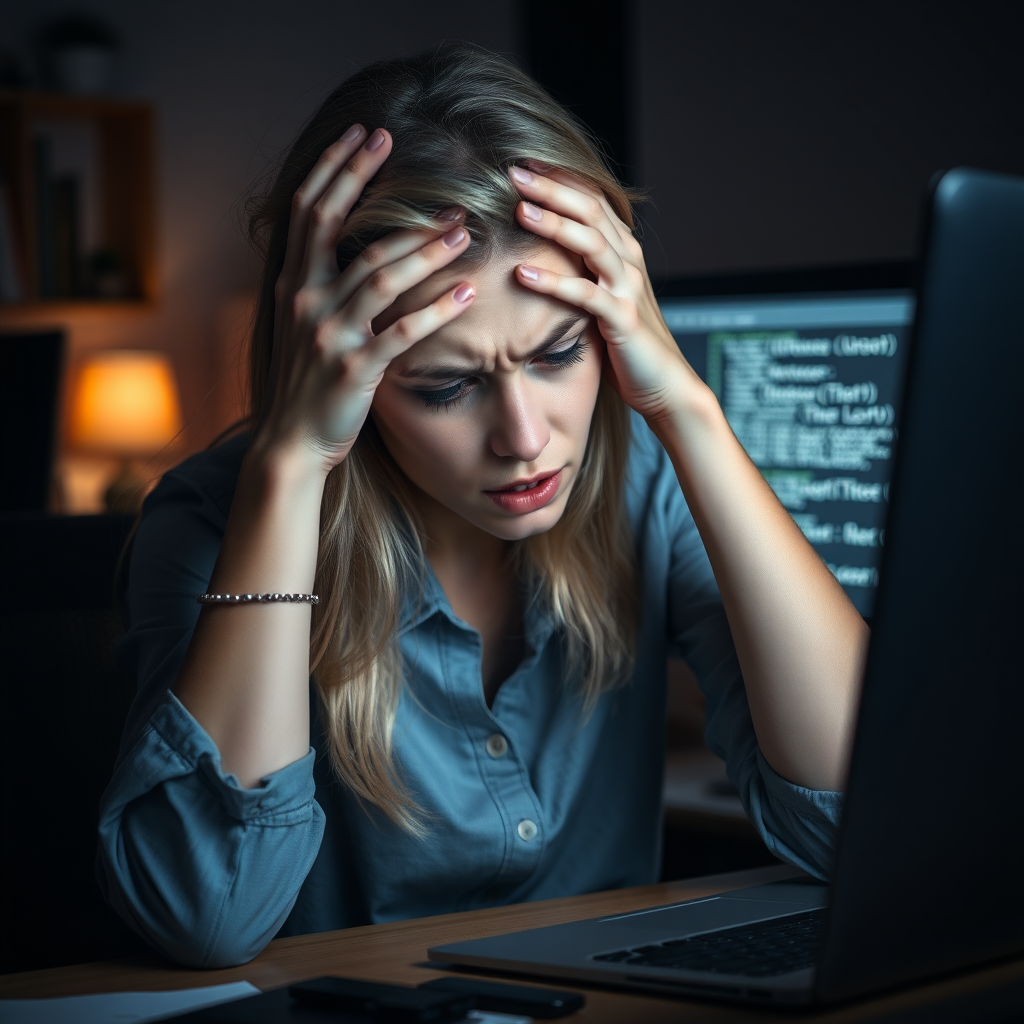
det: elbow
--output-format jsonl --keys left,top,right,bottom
{"left": 733, "top": 749, "right": 844, "bottom": 882}
{"left": 164, "top": 924, "right": 281, "bottom": 970}
{"left": 96, "top": 794, "right": 323, "bottom": 968}
{"left": 97, "top": 836, "right": 294, "bottom": 968}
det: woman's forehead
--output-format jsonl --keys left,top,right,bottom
{"left": 381, "top": 243, "right": 587, "bottom": 367}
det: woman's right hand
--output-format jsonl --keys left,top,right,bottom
{"left": 256, "top": 125, "right": 475, "bottom": 476}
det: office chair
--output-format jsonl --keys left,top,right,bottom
{"left": 0, "top": 512, "right": 151, "bottom": 973}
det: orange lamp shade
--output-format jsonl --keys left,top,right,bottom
{"left": 68, "top": 350, "right": 183, "bottom": 455}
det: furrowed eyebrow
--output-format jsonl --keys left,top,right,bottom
{"left": 400, "top": 314, "right": 588, "bottom": 381}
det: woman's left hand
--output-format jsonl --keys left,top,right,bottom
{"left": 508, "top": 164, "right": 703, "bottom": 425}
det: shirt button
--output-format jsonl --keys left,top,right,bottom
{"left": 517, "top": 819, "right": 538, "bottom": 842}
{"left": 486, "top": 734, "right": 508, "bottom": 758}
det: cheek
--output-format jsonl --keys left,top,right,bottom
{"left": 556, "top": 341, "right": 604, "bottom": 437}
{"left": 370, "top": 389, "right": 480, "bottom": 487}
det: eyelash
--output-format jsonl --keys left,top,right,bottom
{"left": 415, "top": 335, "right": 589, "bottom": 410}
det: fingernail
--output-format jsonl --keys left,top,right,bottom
{"left": 442, "top": 227, "right": 467, "bottom": 248}
{"left": 519, "top": 265, "right": 539, "bottom": 281}
{"left": 454, "top": 284, "right": 475, "bottom": 303}
{"left": 521, "top": 202, "right": 543, "bottom": 222}
{"left": 364, "top": 129, "right": 386, "bottom": 152}
{"left": 436, "top": 205, "right": 464, "bottom": 222}
{"left": 341, "top": 124, "right": 363, "bottom": 143}
{"left": 510, "top": 166, "right": 534, "bottom": 185}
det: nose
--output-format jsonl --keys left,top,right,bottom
{"left": 489, "top": 377, "right": 550, "bottom": 463}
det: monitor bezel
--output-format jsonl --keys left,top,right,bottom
{"left": 651, "top": 261, "right": 915, "bottom": 302}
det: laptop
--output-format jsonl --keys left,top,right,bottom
{"left": 429, "top": 168, "right": 1024, "bottom": 1006}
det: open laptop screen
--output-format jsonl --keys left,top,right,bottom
{"left": 657, "top": 270, "right": 914, "bottom": 618}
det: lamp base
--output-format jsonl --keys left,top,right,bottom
{"left": 103, "top": 461, "right": 146, "bottom": 514}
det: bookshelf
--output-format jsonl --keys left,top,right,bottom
{"left": 0, "top": 90, "right": 156, "bottom": 310}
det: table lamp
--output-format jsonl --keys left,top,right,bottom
{"left": 67, "top": 350, "right": 183, "bottom": 512}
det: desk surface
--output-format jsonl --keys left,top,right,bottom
{"left": 2, "top": 865, "right": 1022, "bottom": 1022}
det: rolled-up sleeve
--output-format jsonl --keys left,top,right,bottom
{"left": 95, "top": 439, "right": 326, "bottom": 966}
{"left": 651, "top": 430, "right": 842, "bottom": 879}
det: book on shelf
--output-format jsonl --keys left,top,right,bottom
{"left": 0, "top": 179, "right": 27, "bottom": 302}
{"left": 33, "top": 135, "right": 90, "bottom": 300}
{"left": 53, "top": 175, "right": 80, "bottom": 297}
{"left": 35, "top": 136, "right": 58, "bottom": 298}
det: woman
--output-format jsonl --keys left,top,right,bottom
{"left": 98, "top": 43, "right": 867, "bottom": 968}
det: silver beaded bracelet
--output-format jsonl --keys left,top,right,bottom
{"left": 196, "top": 592, "right": 319, "bottom": 605}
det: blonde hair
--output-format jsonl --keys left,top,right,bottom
{"left": 246, "top": 43, "right": 641, "bottom": 831}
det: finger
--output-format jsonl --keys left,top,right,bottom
{"left": 301, "top": 128, "right": 394, "bottom": 285}
{"left": 527, "top": 163, "right": 634, "bottom": 233}
{"left": 372, "top": 281, "right": 477, "bottom": 364}
{"left": 279, "top": 124, "right": 367, "bottom": 290}
{"left": 510, "top": 165, "right": 634, "bottom": 261}
{"left": 334, "top": 208, "right": 465, "bottom": 306}
{"left": 515, "top": 199, "right": 630, "bottom": 289}
{"left": 517, "top": 163, "right": 640, "bottom": 257}
{"left": 515, "top": 263, "right": 631, "bottom": 336}
{"left": 343, "top": 224, "right": 473, "bottom": 327}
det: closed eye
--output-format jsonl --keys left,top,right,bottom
{"left": 415, "top": 379, "right": 474, "bottom": 410}
{"left": 536, "top": 333, "right": 588, "bottom": 368}
{"left": 412, "top": 330, "right": 590, "bottom": 410}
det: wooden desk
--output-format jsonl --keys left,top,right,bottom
{"left": 2, "top": 865, "right": 1022, "bottom": 1022}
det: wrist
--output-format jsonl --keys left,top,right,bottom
{"left": 644, "top": 374, "right": 725, "bottom": 451}
{"left": 237, "top": 438, "right": 330, "bottom": 518}
{"left": 244, "top": 432, "right": 332, "bottom": 494}
{"left": 213, "top": 439, "right": 327, "bottom": 597}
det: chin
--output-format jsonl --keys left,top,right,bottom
{"left": 474, "top": 499, "right": 568, "bottom": 542}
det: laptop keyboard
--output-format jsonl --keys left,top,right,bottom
{"left": 592, "top": 908, "right": 825, "bottom": 977}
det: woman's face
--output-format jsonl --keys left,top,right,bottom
{"left": 370, "top": 240, "right": 602, "bottom": 543}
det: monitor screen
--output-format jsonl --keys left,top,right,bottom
{"left": 657, "top": 270, "right": 915, "bottom": 618}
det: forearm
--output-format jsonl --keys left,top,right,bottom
{"left": 649, "top": 382, "right": 869, "bottom": 791}
{"left": 173, "top": 441, "right": 327, "bottom": 788}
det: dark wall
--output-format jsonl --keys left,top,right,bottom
{"left": 635, "top": 0, "right": 1024, "bottom": 276}
{"left": 521, "top": 0, "right": 638, "bottom": 185}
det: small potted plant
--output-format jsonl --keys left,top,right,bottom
{"left": 39, "top": 15, "right": 121, "bottom": 95}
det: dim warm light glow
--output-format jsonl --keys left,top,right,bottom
{"left": 68, "top": 350, "right": 183, "bottom": 455}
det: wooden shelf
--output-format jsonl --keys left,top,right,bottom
{"left": 0, "top": 298, "right": 155, "bottom": 320}
{"left": 0, "top": 89, "right": 152, "bottom": 119}
{"left": 0, "top": 89, "right": 156, "bottom": 306}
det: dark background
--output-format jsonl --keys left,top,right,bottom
{"left": 2, "top": 0, "right": 1021, "bottom": 454}
{"left": 527, "top": 0, "right": 1024, "bottom": 277}
{"left": 2, "top": 0, "right": 1021, "bottom": 971}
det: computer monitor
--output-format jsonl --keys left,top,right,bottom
{"left": 0, "top": 329, "right": 65, "bottom": 514}
{"left": 656, "top": 265, "right": 915, "bottom": 618}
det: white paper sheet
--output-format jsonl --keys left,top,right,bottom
{"left": 0, "top": 980, "right": 260, "bottom": 1024}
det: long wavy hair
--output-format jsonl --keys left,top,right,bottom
{"left": 246, "top": 42, "right": 642, "bottom": 832}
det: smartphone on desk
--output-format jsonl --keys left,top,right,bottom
{"left": 162, "top": 976, "right": 476, "bottom": 1023}
{"left": 290, "top": 977, "right": 476, "bottom": 1022}
{"left": 420, "top": 977, "right": 584, "bottom": 1018}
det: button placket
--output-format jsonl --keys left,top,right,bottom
{"left": 476, "top": 724, "right": 544, "bottom": 875}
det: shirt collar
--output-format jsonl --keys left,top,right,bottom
{"left": 396, "top": 560, "right": 449, "bottom": 637}
{"left": 397, "top": 556, "right": 558, "bottom": 654}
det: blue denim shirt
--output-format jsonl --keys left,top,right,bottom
{"left": 96, "top": 415, "right": 842, "bottom": 968}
